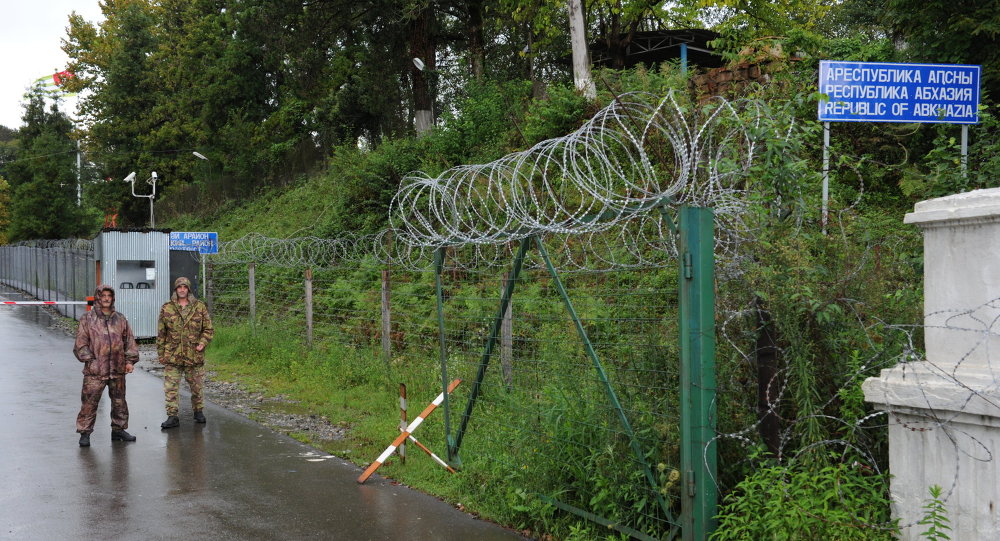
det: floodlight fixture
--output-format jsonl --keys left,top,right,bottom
{"left": 123, "top": 169, "right": 157, "bottom": 227}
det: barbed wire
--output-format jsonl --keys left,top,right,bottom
{"left": 389, "top": 91, "right": 760, "bottom": 252}
{"left": 7, "top": 238, "right": 94, "bottom": 251}
{"left": 210, "top": 223, "right": 683, "bottom": 272}
{"left": 208, "top": 91, "right": 797, "bottom": 271}
{"left": 7, "top": 91, "right": 810, "bottom": 275}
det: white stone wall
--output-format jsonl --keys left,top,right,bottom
{"left": 863, "top": 187, "right": 1000, "bottom": 541}
{"left": 906, "top": 188, "right": 1000, "bottom": 374}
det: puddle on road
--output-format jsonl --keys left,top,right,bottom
{"left": 0, "top": 286, "right": 72, "bottom": 331}
{"left": 297, "top": 451, "right": 337, "bottom": 462}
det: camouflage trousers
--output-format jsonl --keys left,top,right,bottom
{"left": 76, "top": 376, "right": 128, "bottom": 434}
{"left": 163, "top": 364, "right": 206, "bottom": 416}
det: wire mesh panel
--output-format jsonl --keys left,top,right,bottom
{"left": 437, "top": 249, "right": 683, "bottom": 538}
{"left": 310, "top": 264, "right": 385, "bottom": 350}
{"left": 203, "top": 231, "right": 686, "bottom": 537}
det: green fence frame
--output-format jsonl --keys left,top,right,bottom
{"left": 435, "top": 205, "right": 718, "bottom": 540}
{"left": 678, "top": 206, "right": 718, "bottom": 540}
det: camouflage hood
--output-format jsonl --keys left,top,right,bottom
{"left": 170, "top": 276, "right": 197, "bottom": 302}
{"left": 75, "top": 284, "right": 139, "bottom": 376}
{"left": 94, "top": 284, "right": 116, "bottom": 312}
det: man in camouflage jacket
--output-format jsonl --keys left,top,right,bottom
{"left": 74, "top": 284, "right": 139, "bottom": 446}
{"left": 157, "top": 276, "right": 214, "bottom": 428}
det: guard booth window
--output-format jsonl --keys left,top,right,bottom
{"left": 117, "top": 260, "right": 156, "bottom": 290}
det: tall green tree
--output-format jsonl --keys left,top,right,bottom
{"left": 884, "top": 0, "right": 1000, "bottom": 101}
{"left": 6, "top": 88, "right": 87, "bottom": 241}
{"left": 140, "top": 0, "right": 230, "bottom": 196}
{"left": 63, "top": 0, "right": 160, "bottom": 225}
{"left": 0, "top": 125, "right": 17, "bottom": 182}
{"left": 0, "top": 176, "right": 10, "bottom": 244}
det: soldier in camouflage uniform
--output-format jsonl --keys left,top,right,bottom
{"left": 74, "top": 284, "right": 139, "bottom": 447}
{"left": 157, "top": 276, "right": 214, "bottom": 428}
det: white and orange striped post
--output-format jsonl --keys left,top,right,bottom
{"left": 397, "top": 382, "right": 457, "bottom": 473}
{"left": 357, "top": 378, "right": 461, "bottom": 484}
{"left": 405, "top": 434, "right": 456, "bottom": 474}
{"left": 398, "top": 383, "right": 407, "bottom": 464}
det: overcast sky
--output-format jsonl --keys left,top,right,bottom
{"left": 1, "top": 1, "right": 105, "bottom": 130}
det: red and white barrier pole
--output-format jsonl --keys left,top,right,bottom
{"left": 406, "top": 434, "right": 456, "bottom": 474}
{"left": 3, "top": 301, "right": 82, "bottom": 305}
{"left": 398, "top": 382, "right": 455, "bottom": 473}
{"left": 358, "top": 378, "right": 461, "bottom": 484}
{"left": 2, "top": 297, "right": 94, "bottom": 311}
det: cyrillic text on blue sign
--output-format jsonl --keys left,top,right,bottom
{"left": 169, "top": 232, "right": 219, "bottom": 254}
{"left": 818, "top": 61, "right": 980, "bottom": 124}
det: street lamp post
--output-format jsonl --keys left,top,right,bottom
{"left": 412, "top": 57, "right": 435, "bottom": 134}
{"left": 193, "top": 151, "right": 212, "bottom": 197}
{"left": 191, "top": 150, "right": 225, "bottom": 196}
{"left": 191, "top": 151, "right": 211, "bottom": 297}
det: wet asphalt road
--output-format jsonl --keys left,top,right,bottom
{"left": 0, "top": 286, "right": 526, "bottom": 540}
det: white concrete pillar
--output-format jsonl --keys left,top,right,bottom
{"left": 863, "top": 187, "right": 1000, "bottom": 540}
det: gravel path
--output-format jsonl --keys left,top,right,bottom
{"left": 137, "top": 344, "right": 348, "bottom": 443}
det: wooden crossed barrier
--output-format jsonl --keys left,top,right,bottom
{"left": 357, "top": 378, "right": 461, "bottom": 484}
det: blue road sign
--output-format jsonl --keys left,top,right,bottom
{"left": 818, "top": 61, "right": 980, "bottom": 124}
{"left": 169, "top": 232, "right": 219, "bottom": 254}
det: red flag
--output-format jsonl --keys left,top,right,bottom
{"left": 53, "top": 70, "right": 75, "bottom": 86}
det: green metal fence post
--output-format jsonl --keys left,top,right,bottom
{"left": 453, "top": 238, "right": 531, "bottom": 457}
{"left": 535, "top": 235, "right": 674, "bottom": 526}
{"left": 434, "top": 247, "right": 457, "bottom": 461}
{"left": 678, "top": 206, "right": 718, "bottom": 540}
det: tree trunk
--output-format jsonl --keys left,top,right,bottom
{"left": 467, "top": 0, "right": 485, "bottom": 79}
{"left": 599, "top": 5, "right": 646, "bottom": 69}
{"left": 567, "top": 0, "right": 596, "bottom": 99}
{"left": 603, "top": 11, "right": 628, "bottom": 69}
{"left": 409, "top": 3, "right": 435, "bottom": 135}
{"left": 523, "top": 26, "right": 547, "bottom": 100}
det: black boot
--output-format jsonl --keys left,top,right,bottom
{"left": 193, "top": 411, "right": 206, "bottom": 424}
{"left": 79, "top": 433, "right": 90, "bottom": 447}
{"left": 161, "top": 415, "right": 180, "bottom": 429}
{"left": 111, "top": 430, "right": 136, "bottom": 442}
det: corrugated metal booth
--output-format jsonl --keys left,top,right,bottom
{"left": 94, "top": 229, "right": 171, "bottom": 339}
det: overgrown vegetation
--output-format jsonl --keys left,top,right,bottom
{"left": 110, "top": 63, "right": 997, "bottom": 541}
{"left": 187, "top": 65, "right": 937, "bottom": 539}
{"left": 712, "top": 453, "right": 897, "bottom": 541}
{"left": 4, "top": 1, "right": 1000, "bottom": 539}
